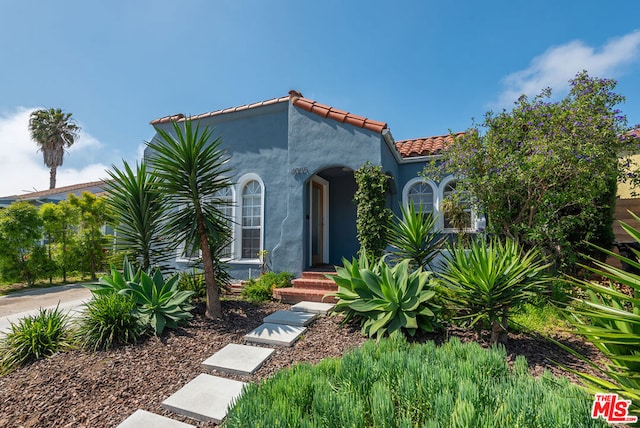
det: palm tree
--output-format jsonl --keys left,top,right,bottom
{"left": 28, "top": 108, "right": 80, "bottom": 189}
{"left": 147, "top": 119, "right": 232, "bottom": 319}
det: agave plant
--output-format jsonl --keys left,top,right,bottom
{"left": 85, "top": 257, "right": 194, "bottom": 336}
{"left": 126, "top": 269, "right": 195, "bottom": 336}
{"left": 388, "top": 203, "right": 445, "bottom": 270}
{"left": 560, "top": 213, "right": 640, "bottom": 417}
{"left": 438, "top": 237, "right": 551, "bottom": 344}
{"left": 329, "top": 254, "right": 440, "bottom": 339}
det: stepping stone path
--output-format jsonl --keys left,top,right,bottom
{"left": 116, "top": 300, "right": 334, "bottom": 427}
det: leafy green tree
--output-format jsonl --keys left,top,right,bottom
{"left": 68, "top": 192, "right": 111, "bottom": 280}
{"left": 425, "top": 71, "right": 638, "bottom": 271}
{"left": 354, "top": 161, "right": 393, "bottom": 259}
{"left": 0, "top": 202, "right": 43, "bottom": 285}
{"left": 28, "top": 108, "right": 80, "bottom": 189}
{"left": 147, "top": 120, "right": 232, "bottom": 319}
{"left": 105, "top": 160, "right": 168, "bottom": 271}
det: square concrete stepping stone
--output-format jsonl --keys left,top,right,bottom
{"left": 263, "top": 309, "right": 317, "bottom": 326}
{"left": 201, "top": 343, "right": 274, "bottom": 375}
{"left": 244, "top": 323, "right": 306, "bottom": 347}
{"left": 291, "top": 301, "right": 335, "bottom": 314}
{"left": 117, "top": 409, "right": 195, "bottom": 427}
{"left": 161, "top": 374, "right": 245, "bottom": 424}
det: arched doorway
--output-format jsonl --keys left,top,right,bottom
{"left": 306, "top": 166, "right": 358, "bottom": 268}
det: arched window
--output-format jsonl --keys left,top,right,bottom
{"left": 241, "top": 180, "right": 262, "bottom": 259}
{"left": 407, "top": 181, "right": 435, "bottom": 215}
{"left": 442, "top": 180, "right": 472, "bottom": 230}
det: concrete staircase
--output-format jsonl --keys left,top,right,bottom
{"left": 116, "top": 301, "right": 335, "bottom": 427}
{"left": 273, "top": 270, "right": 338, "bottom": 304}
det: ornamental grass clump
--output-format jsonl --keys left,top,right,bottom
{"left": 438, "top": 237, "right": 551, "bottom": 344}
{"left": 328, "top": 254, "right": 440, "bottom": 339}
{"left": 75, "top": 292, "right": 141, "bottom": 351}
{"left": 0, "top": 306, "right": 73, "bottom": 374}
{"left": 225, "top": 334, "right": 605, "bottom": 427}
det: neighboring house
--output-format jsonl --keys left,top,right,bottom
{"left": 0, "top": 180, "right": 108, "bottom": 208}
{"left": 148, "top": 91, "right": 481, "bottom": 279}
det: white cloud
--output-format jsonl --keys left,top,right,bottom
{"left": 0, "top": 108, "right": 110, "bottom": 197}
{"left": 495, "top": 30, "right": 640, "bottom": 108}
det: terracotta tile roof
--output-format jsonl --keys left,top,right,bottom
{"left": 150, "top": 91, "right": 388, "bottom": 134}
{"left": 395, "top": 132, "right": 465, "bottom": 158}
{"left": 288, "top": 90, "right": 388, "bottom": 134}
{"left": 14, "top": 180, "right": 109, "bottom": 200}
{"left": 150, "top": 97, "right": 289, "bottom": 125}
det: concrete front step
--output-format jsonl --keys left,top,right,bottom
{"left": 291, "top": 301, "right": 335, "bottom": 315}
{"left": 273, "top": 286, "right": 337, "bottom": 304}
{"left": 244, "top": 322, "right": 306, "bottom": 346}
{"left": 264, "top": 309, "right": 317, "bottom": 326}
{"left": 117, "top": 410, "right": 195, "bottom": 427}
{"left": 201, "top": 343, "right": 274, "bottom": 376}
{"left": 162, "top": 374, "right": 246, "bottom": 424}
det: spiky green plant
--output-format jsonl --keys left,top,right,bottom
{"left": 388, "top": 203, "right": 445, "bottom": 270}
{"left": 75, "top": 292, "right": 142, "bottom": 351}
{"left": 105, "top": 160, "right": 170, "bottom": 271}
{"left": 329, "top": 255, "right": 440, "bottom": 339}
{"left": 0, "top": 306, "right": 72, "bottom": 374}
{"left": 561, "top": 212, "right": 640, "bottom": 417}
{"left": 438, "top": 237, "right": 551, "bottom": 344}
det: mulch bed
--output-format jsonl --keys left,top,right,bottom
{"left": 0, "top": 299, "right": 604, "bottom": 428}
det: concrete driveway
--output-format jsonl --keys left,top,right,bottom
{"left": 0, "top": 284, "right": 92, "bottom": 335}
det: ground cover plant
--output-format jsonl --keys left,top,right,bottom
{"left": 438, "top": 237, "right": 551, "bottom": 344}
{"left": 225, "top": 334, "right": 605, "bottom": 427}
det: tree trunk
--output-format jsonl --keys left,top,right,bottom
{"left": 49, "top": 165, "right": 57, "bottom": 189}
{"left": 197, "top": 213, "right": 222, "bottom": 319}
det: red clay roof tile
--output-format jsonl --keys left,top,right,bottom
{"left": 395, "top": 133, "right": 465, "bottom": 158}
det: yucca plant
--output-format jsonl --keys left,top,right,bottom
{"left": 0, "top": 306, "right": 73, "bottom": 374}
{"left": 438, "top": 237, "right": 551, "bottom": 344}
{"left": 561, "top": 212, "right": 640, "bottom": 417}
{"left": 388, "top": 203, "right": 445, "bottom": 270}
{"left": 329, "top": 255, "right": 440, "bottom": 339}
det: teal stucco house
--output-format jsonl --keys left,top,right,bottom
{"left": 148, "top": 91, "right": 480, "bottom": 283}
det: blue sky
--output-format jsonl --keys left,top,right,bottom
{"left": 1, "top": 1, "right": 639, "bottom": 196}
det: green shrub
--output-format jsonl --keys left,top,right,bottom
{"left": 438, "top": 237, "right": 551, "bottom": 344}
{"left": 225, "top": 334, "right": 605, "bottom": 427}
{"left": 75, "top": 293, "right": 142, "bottom": 351}
{"left": 241, "top": 271, "right": 293, "bottom": 302}
{"left": 560, "top": 212, "right": 640, "bottom": 417}
{"left": 329, "top": 255, "right": 440, "bottom": 339}
{"left": 86, "top": 257, "right": 195, "bottom": 336}
{"left": 0, "top": 306, "right": 73, "bottom": 374}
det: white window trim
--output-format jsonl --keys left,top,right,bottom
{"left": 235, "top": 173, "right": 265, "bottom": 263}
